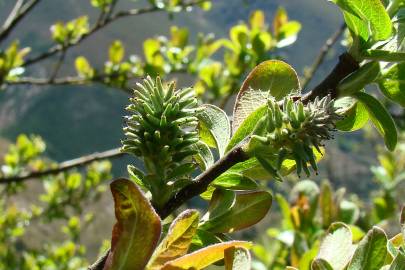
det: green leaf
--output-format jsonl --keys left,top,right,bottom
{"left": 353, "top": 91, "right": 397, "bottom": 151}
{"left": 389, "top": 252, "right": 405, "bottom": 270}
{"left": 161, "top": 241, "right": 252, "bottom": 270}
{"left": 226, "top": 106, "right": 267, "bottom": 152}
{"left": 191, "top": 229, "right": 222, "bottom": 250}
{"left": 230, "top": 24, "right": 249, "bottom": 48}
{"left": 250, "top": 10, "right": 265, "bottom": 29}
{"left": 339, "top": 200, "right": 360, "bottom": 224}
{"left": 91, "top": 0, "right": 112, "bottom": 8}
{"left": 401, "top": 206, "right": 405, "bottom": 242}
{"left": 75, "top": 56, "right": 94, "bottom": 78}
{"left": 316, "top": 223, "right": 356, "bottom": 270}
{"left": 192, "top": 141, "right": 214, "bottom": 171}
{"left": 224, "top": 247, "right": 251, "bottom": 270}
{"left": 104, "top": 178, "right": 162, "bottom": 270}
{"left": 197, "top": 104, "right": 231, "bottom": 157}
{"left": 109, "top": 40, "right": 124, "bottom": 64}
{"left": 319, "top": 181, "right": 334, "bottom": 229}
{"left": 202, "top": 189, "right": 236, "bottom": 220}
{"left": 144, "top": 38, "right": 163, "bottom": 66}
{"left": 379, "top": 62, "right": 405, "bottom": 107}
{"left": 362, "top": 49, "right": 405, "bottom": 62}
{"left": 337, "top": 62, "right": 381, "bottom": 96}
{"left": 331, "top": 0, "right": 392, "bottom": 41}
{"left": 275, "top": 193, "right": 294, "bottom": 229}
{"left": 336, "top": 98, "right": 369, "bottom": 132}
{"left": 347, "top": 226, "right": 388, "bottom": 270}
{"left": 200, "top": 190, "right": 272, "bottom": 233}
{"left": 147, "top": 210, "right": 200, "bottom": 270}
{"left": 212, "top": 173, "right": 258, "bottom": 190}
{"left": 232, "top": 60, "right": 300, "bottom": 131}
{"left": 311, "top": 258, "right": 334, "bottom": 270}
{"left": 170, "top": 26, "right": 189, "bottom": 48}
{"left": 276, "top": 21, "right": 302, "bottom": 48}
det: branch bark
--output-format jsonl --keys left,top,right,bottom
{"left": 0, "top": 0, "right": 42, "bottom": 43}
{"left": 0, "top": 148, "right": 125, "bottom": 184}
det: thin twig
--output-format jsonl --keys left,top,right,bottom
{"left": 7, "top": 76, "right": 94, "bottom": 85}
{"left": 0, "top": 0, "right": 42, "bottom": 43}
{"left": 49, "top": 48, "right": 67, "bottom": 82}
{"left": 23, "top": 0, "right": 206, "bottom": 67}
{"left": 0, "top": 148, "right": 125, "bottom": 184}
{"left": 301, "top": 23, "right": 346, "bottom": 90}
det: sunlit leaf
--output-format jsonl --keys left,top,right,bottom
{"left": 353, "top": 92, "right": 397, "bottom": 151}
{"left": 224, "top": 246, "right": 251, "bottom": 270}
{"left": 232, "top": 60, "right": 300, "bottom": 131}
{"left": 161, "top": 241, "right": 252, "bottom": 270}
{"left": 109, "top": 40, "right": 125, "bottom": 64}
{"left": 104, "top": 178, "right": 161, "bottom": 270}
{"left": 200, "top": 190, "right": 272, "bottom": 233}
{"left": 335, "top": 98, "right": 369, "bottom": 132}
{"left": 147, "top": 210, "right": 199, "bottom": 269}
{"left": 197, "top": 104, "right": 231, "bottom": 157}
{"left": 316, "top": 223, "right": 356, "bottom": 270}
{"left": 347, "top": 226, "right": 388, "bottom": 270}
{"left": 379, "top": 62, "right": 405, "bottom": 107}
{"left": 226, "top": 106, "right": 267, "bottom": 152}
{"left": 331, "top": 0, "right": 392, "bottom": 41}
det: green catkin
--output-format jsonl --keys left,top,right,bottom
{"left": 250, "top": 95, "right": 341, "bottom": 178}
{"left": 121, "top": 76, "right": 200, "bottom": 206}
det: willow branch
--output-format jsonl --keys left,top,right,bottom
{"left": 0, "top": 0, "right": 42, "bottom": 43}
{"left": 23, "top": 0, "right": 206, "bottom": 67}
{"left": 0, "top": 148, "right": 125, "bottom": 184}
{"left": 301, "top": 52, "right": 359, "bottom": 103}
{"left": 156, "top": 144, "right": 250, "bottom": 219}
{"left": 301, "top": 23, "right": 346, "bottom": 90}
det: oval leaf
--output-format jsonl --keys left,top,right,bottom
{"left": 317, "top": 223, "right": 356, "bottom": 270}
{"left": 197, "top": 104, "right": 231, "bottom": 157}
{"left": 353, "top": 91, "right": 397, "bottom": 151}
{"left": 379, "top": 63, "right": 405, "bottom": 107}
{"left": 104, "top": 178, "right": 162, "bottom": 270}
{"left": 232, "top": 60, "right": 300, "bottom": 132}
{"left": 331, "top": 0, "right": 392, "bottom": 41}
{"left": 161, "top": 241, "right": 252, "bottom": 270}
{"left": 389, "top": 252, "right": 405, "bottom": 270}
{"left": 147, "top": 210, "right": 200, "bottom": 269}
{"left": 200, "top": 190, "right": 272, "bottom": 233}
{"left": 224, "top": 247, "right": 251, "bottom": 270}
{"left": 336, "top": 100, "right": 369, "bottom": 132}
{"left": 347, "top": 226, "right": 388, "bottom": 270}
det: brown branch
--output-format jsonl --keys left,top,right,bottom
{"left": 156, "top": 144, "right": 250, "bottom": 219}
{"left": 23, "top": 0, "right": 206, "bottom": 67}
{"left": 6, "top": 76, "right": 94, "bottom": 85}
{"left": 301, "top": 52, "right": 359, "bottom": 103}
{"left": 0, "top": 0, "right": 42, "bottom": 43}
{"left": 0, "top": 148, "right": 125, "bottom": 184}
{"left": 301, "top": 23, "right": 346, "bottom": 90}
